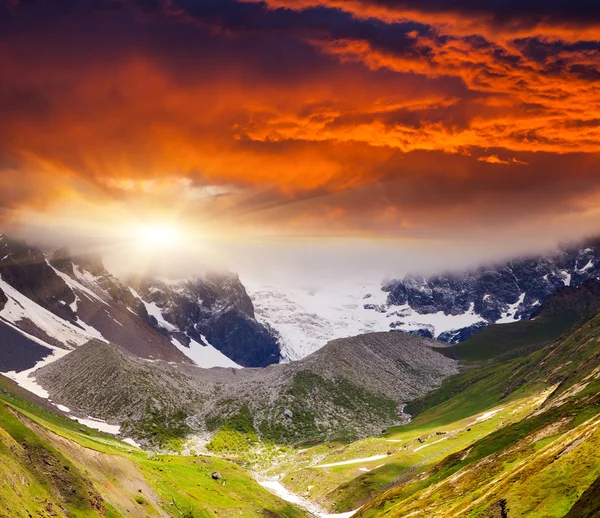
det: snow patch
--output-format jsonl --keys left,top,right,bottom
{"left": 475, "top": 408, "right": 503, "bottom": 422}
{"left": 389, "top": 302, "right": 483, "bottom": 338}
{"left": 414, "top": 436, "right": 448, "bottom": 452}
{"left": 121, "top": 437, "right": 141, "bottom": 448}
{"left": 129, "top": 288, "right": 179, "bottom": 332}
{"left": 561, "top": 270, "right": 572, "bottom": 286}
{"left": 72, "top": 416, "right": 121, "bottom": 434}
{"left": 249, "top": 280, "right": 398, "bottom": 361}
{"left": 74, "top": 318, "right": 108, "bottom": 342}
{"left": 52, "top": 265, "right": 108, "bottom": 306}
{"left": 496, "top": 294, "right": 525, "bottom": 324}
{"left": 0, "top": 276, "right": 99, "bottom": 347}
{"left": 315, "top": 454, "right": 388, "bottom": 468}
{"left": 2, "top": 348, "right": 70, "bottom": 399}
{"left": 171, "top": 336, "right": 241, "bottom": 369}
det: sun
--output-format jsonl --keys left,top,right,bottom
{"left": 135, "top": 223, "right": 181, "bottom": 248}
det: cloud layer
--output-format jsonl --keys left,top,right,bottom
{"left": 0, "top": 0, "right": 599, "bottom": 247}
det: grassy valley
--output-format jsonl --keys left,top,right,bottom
{"left": 0, "top": 375, "right": 308, "bottom": 518}
{"left": 251, "top": 306, "right": 600, "bottom": 517}
{"left": 2, "top": 289, "right": 600, "bottom": 517}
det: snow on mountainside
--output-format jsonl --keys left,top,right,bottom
{"left": 379, "top": 240, "right": 600, "bottom": 342}
{"left": 248, "top": 238, "right": 600, "bottom": 358}
{"left": 248, "top": 280, "right": 390, "bottom": 361}
{"left": 4, "top": 232, "right": 600, "bottom": 378}
{"left": 0, "top": 235, "right": 278, "bottom": 380}
{"left": 127, "top": 274, "right": 280, "bottom": 367}
{"left": 248, "top": 281, "right": 481, "bottom": 361}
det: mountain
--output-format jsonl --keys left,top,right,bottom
{"left": 248, "top": 279, "right": 394, "bottom": 361}
{"left": 5, "top": 232, "right": 600, "bottom": 373}
{"left": 350, "top": 305, "right": 600, "bottom": 517}
{"left": 33, "top": 332, "right": 457, "bottom": 446}
{"left": 3, "top": 305, "right": 598, "bottom": 517}
{"left": 364, "top": 238, "right": 600, "bottom": 343}
{"left": 245, "top": 239, "right": 600, "bottom": 361}
{"left": 0, "top": 234, "right": 281, "bottom": 373}
{"left": 437, "top": 277, "right": 600, "bottom": 363}
{"left": 128, "top": 274, "right": 280, "bottom": 367}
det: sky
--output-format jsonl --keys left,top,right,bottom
{"left": 1, "top": 0, "right": 599, "bottom": 281}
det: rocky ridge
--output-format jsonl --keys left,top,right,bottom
{"left": 375, "top": 238, "right": 600, "bottom": 342}
{"left": 34, "top": 332, "right": 457, "bottom": 444}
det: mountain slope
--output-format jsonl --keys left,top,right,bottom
{"left": 372, "top": 238, "right": 600, "bottom": 342}
{"left": 248, "top": 238, "right": 600, "bottom": 361}
{"left": 352, "top": 309, "right": 600, "bottom": 516}
{"left": 0, "top": 234, "right": 281, "bottom": 372}
{"left": 0, "top": 374, "right": 308, "bottom": 518}
{"left": 129, "top": 274, "right": 280, "bottom": 367}
{"left": 33, "top": 332, "right": 457, "bottom": 446}
{"left": 265, "top": 306, "right": 600, "bottom": 518}
{"left": 438, "top": 277, "right": 600, "bottom": 363}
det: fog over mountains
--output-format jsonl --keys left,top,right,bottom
{"left": 3, "top": 233, "right": 600, "bottom": 374}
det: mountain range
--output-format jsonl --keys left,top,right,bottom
{"left": 249, "top": 239, "right": 600, "bottom": 361}
{"left": 378, "top": 238, "right": 600, "bottom": 342}
{"left": 4, "top": 233, "right": 600, "bottom": 376}
{"left": 0, "top": 234, "right": 280, "bottom": 373}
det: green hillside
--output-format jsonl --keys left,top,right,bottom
{"left": 266, "top": 310, "right": 600, "bottom": 518}
{"left": 0, "top": 375, "right": 308, "bottom": 518}
{"left": 2, "top": 302, "right": 600, "bottom": 517}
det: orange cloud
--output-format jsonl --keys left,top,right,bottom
{"left": 0, "top": 0, "right": 598, "bottom": 244}
{"left": 478, "top": 155, "right": 510, "bottom": 165}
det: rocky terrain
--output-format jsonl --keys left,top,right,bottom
{"left": 0, "top": 374, "right": 309, "bottom": 518}
{"left": 34, "top": 332, "right": 457, "bottom": 445}
{"left": 0, "top": 234, "right": 281, "bottom": 371}
{"left": 128, "top": 274, "right": 280, "bottom": 367}
{"left": 5, "top": 232, "right": 600, "bottom": 374}
{"left": 368, "top": 238, "right": 600, "bottom": 342}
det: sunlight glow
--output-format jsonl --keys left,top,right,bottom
{"left": 135, "top": 223, "right": 182, "bottom": 248}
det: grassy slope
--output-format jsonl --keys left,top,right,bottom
{"left": 3, "top": 304, "right": 599, "bottom": 517}
{"left": 437, "top": 313, "right": 577, "bottom": 363}
{"left": 353, "top": 313, "right": 600, "bottom": 517}
{"left": 275, "top": 389, "right": 549, "bottom": 513}
{"left": 271, "top": 312, "right": 600, "bottom": 517}
{"left": 0, "top": 375, "right": 308, "bottom": 518}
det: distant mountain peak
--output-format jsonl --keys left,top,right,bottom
{"left": 378, "top": 237, "right": 600, "bottom": 342}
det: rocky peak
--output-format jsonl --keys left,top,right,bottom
{"left": 378, "top": 237, "right": 600, "bottom": 343}
{"left": 49, "top": 248, "right": 107, "bottom": 278}
{"left": 0, "top": 236, "right": 76, "bottom": 321}
{"left": 128, "top": 272, "right": 281, "bottom": 367}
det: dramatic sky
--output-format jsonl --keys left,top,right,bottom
{"left": 1, "top": 0, "right": 599, "bottom": 278}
